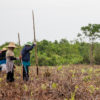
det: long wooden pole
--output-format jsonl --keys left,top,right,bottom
{"left": 18, "top": 32, "right": 23, "bottom": 79}
{"left": 18, "top": 32, "right": 21, "bottom": 46}
{"left": 32, "top": 10, "right": 39, "bottom": 76}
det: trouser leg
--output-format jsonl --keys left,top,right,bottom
{"left": 0, "top": 68, "right": 1, "bottom": 71}
{"left": 10, "top": 70, "right": 14, "bottom": 82}
{"left": 7, "top": 70, "right": 14, "bottom": 82}
{"left": 23, "top": 66, "right": 29, "bottom": 81}
{"left": 23, "top": 66, "right": 26, "bottom": 80}
{"left": 0, "top": 66, "right": 2, "bottom": 71}
{"left": 27, "top": 66, "right": 29, "bottom": 77}
{"left": 26, "top": 66, "right": 29, "bottom": 81}
{"left": 6, "top": 72, "right": 10, "bottom": 82}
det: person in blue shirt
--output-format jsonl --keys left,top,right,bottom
{"left": 0, "top": 50, "right": 2, "bottom": 71}
{"left": 21, "top": 42, "right": 36, "bottom": 81}
{"left": 0, "top": 48, "right": 7, "bottom": 71}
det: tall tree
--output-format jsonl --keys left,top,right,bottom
{"left": 77, "top": 24, "right": 100, "bottom": 65}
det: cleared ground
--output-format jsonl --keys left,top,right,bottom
{"left": 0, "top": 65, "right": 100, "bottom": 100}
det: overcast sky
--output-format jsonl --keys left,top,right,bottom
{"left": 0, "top": 0, "right": 100, "bottom": 45}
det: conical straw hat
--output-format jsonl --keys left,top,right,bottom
{"left": 2, "top": 48, "right": 7, "bottom": 51}
{"left": 7, "top": 42, "right": 16, "bottom": 48}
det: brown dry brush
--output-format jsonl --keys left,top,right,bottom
{"left": 0, "top": 65, "right": 100, "bottom": 100}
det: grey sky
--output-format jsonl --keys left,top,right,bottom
{"left": 0, "top": 0, "right": 100, "bottom": 45}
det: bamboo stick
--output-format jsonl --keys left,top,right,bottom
{"left": 18, "top": 32, "right": 21, "bottom": 46}
{"left": 32, "top": 10, "right": 39, "bottom": 76}
{"left": 18, "top": 32, "right": 23, "bottom": 80}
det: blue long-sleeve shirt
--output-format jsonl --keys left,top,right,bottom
{"left": 21, "top": 44, "right": 35, "bottom": 62}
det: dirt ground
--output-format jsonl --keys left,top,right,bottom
{"left": 0, "top": 65, "right": 100, "bottom": 100}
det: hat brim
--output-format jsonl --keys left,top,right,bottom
{"left": 1, "top": 49, "right": 7, "bottom": 51}
{"left": 7, "top": 45, "right": 16, "bottom": 48}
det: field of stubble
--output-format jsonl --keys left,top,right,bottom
{"left": 0, "top": 65, "right": 100, "bottom": 100}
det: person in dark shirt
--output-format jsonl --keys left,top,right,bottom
{"left": 21, "top": 42, "right": 36, "bottom": 81}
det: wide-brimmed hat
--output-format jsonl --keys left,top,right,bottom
{"left": 7, "top": 42, "right": 16, "bottom": 48}
{"left": 2, "top": 48, "right": 7, "bottom": 51}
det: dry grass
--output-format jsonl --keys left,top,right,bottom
{"left": 0, "top": 65, "right": 100, "bottom": 100}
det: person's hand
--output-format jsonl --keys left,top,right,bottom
{"left": 16, "top": 57, "right": 19, "bottom": 60}
{"left": 33, "top": 42, "right": 36, "bottom": 46}
{"left": 19, "top": 56, "right": 22, "bottom": 60}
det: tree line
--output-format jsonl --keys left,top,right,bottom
{"left": 0, "top": 24, "right": 100, "bottom": 66}
{"left": 0, "top": 39, "right": 99, "bottom": 66}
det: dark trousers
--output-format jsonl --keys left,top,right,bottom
{"left": 6, "top": 70, "right": 14, "bottom": 82}
{"left": 0, "top": 67, "right": 2, "bottom": 71}
{"left": 23, "top": 66, "right": 29, "bottom": 81}
{"left": 0, "top": 65, "right": 2, "bottom": 71}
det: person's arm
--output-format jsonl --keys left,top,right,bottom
{"left": 25, "top": 44, "right": 35, "bottom": 52}
{"left": 8, "top": 56, "right": 17, "bottom": 60}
